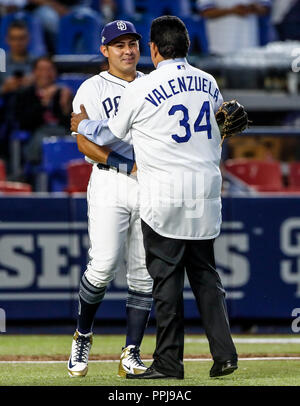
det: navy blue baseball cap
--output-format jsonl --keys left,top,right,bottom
{"left": 101, "top": 20, "right": 142, "bottom": 45}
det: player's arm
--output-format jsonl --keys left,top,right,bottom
{"left": 71, "top": 83, "right": 136, "bottom": 173}
{"left": 71, "top": 82, "right": 124, "bottom": 145}
{"left": 71, "top": 81, "right": 137, "bottom": 145}
{"left": 72, "top": 106, "right": 114, "bottom": 162}
{"left": 76, "top": 134, "right": 111, "bottom": 162}
{"left": 72, "top": 105, "right": 135, "bottom": 174}
{"left": 71, "top": 91, "right": 134, "bottom": 146}
{"left": 73, "top": 113, "right": 122, "bottom": 146}
{"left": 77, "top": 133, "right": 136, "bottom": 174}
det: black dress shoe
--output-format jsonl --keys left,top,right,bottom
{"left": 126, "top": 366, "right": 183, "bottom": 380}
{"left": 210, "top": 360, "right": 238, "bottom": 377}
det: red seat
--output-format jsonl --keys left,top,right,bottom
{"left": 286, "top": 162, "right": 300, "bottom": 192}
{"left": 0, "top": 160, "right": 6, "bottom": 181}
{"left": 224, "top": 159, "right": 284, "bottom": 192}
{"left": 0, "top": 181, "right": 32, "bottom": 194}
{"left": 66, "top": 160, "right": 92, "bottom": 193}
{"left": 289, "top": 162, "right": 300, "bottom": 187}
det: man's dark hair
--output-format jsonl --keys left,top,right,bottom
{"left": 32, "top": 55, "right": 56, "bottom": 71}
{"left": 7, "top": 20, "right": 29, "bottom": 34}
{"left": 150, "top": 15, "right": 190, "bottom": 59}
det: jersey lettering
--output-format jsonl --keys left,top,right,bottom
{"left": 102, "top": 97, "right": 113, "bottom": 118}
{"left": 160, "top": 84, "right": 172, "bottom": 99}
{"left": 102, "top": 96, "right": 121, "bottom": 118}
{"left": 168, "top": 79, "right": 180, "bottom": 95}
{"left": 168, "top": 101, "right": 211, "bottom": 143}
{"left": 177, "top": 77, "right": 187, "bottom": 92}
{"left": 113, "top": 96, "right": 121, "bottom": 114}
{"left": 169, "top": 104, "right": 191, "bottom": 143}
{"left": 187, "top": 76, "right": 194, "bottom": 91}
{"left": 152, "top": 89, "right": 165, "bottom": 104}
{"left": 145, "top": 94, "right": 158, "bottom": 107}
{"left": 145, "top": 75, "right": 220, "bottom": 107}
{"left": 194, "top": 101, "right": 212, "bottom": 139}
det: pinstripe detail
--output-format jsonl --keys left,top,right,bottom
{"left": 126, "top": 290, "right": 152, "bottom": 311}
{"left": 98, "top": 75, "right": 126, "bottom": 88}
{"left": 79, "top": 275, "right": 106, "bottom": 304}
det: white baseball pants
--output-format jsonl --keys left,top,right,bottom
{"left": 84, "top": 164, "right": 153, "bottom": 294}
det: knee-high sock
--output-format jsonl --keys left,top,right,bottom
{"left": 77, "top": 273, "right": 106, "bottom": 335}
{"left": 125, "top": 289, "right": 153, "bottom": 347}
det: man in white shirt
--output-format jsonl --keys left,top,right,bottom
{"left": 197, "top": 0, "right": 271, "bottom": 55}
{"left": 71, "top": 16, "right": 238, "bottom": 380}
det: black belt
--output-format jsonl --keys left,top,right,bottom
{"left": 97, "top": 163, "right": 130, "bottom": 176}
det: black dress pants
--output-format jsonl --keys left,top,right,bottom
{"left": 141, "top": 220, "right": 237, "bottom": 378}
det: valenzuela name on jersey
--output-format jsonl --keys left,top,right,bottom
{"left": 145, "top": 74, "right": 220, "bottom": 107}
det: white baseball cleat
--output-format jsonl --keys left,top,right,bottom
{"left": 118, "top": 345, "right": 147, "bottom": 377}
{"left": 68, "top": 330, "right": 93, "bottom": 377}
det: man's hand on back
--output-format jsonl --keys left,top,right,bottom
{"left": 71, "top": 104, "right": 89, "bottom": 132}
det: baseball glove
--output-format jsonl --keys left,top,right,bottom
{"left": 215, "top": 100, "right": 249, "bottom": 139}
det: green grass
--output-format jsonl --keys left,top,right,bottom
{"left": 0, "top": 334, "right": 300, "bottom": 386}
{"left": 1, "top": 361, "right": 300, "bottom": 386}
{"left": 1, "top": 334, "right": 300, "bottom": 357}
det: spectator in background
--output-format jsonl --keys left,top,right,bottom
{"left": 197, "top": 0, "right": 271, "bottom": 55}
{"left": 271, "top": 0, "right": 300, "bottom": 41}
{"left": 100, "top": 0, "right": 116, "bottom": 23}
{"left": 0, "top": 20, "right": 34, "bottom": 167}
{"left": 14, "top": 56, "right": 73, "bottom": 164}
{"left": 0, "top": 20, "right": 34, "bottom": 92}
{"left": 24, "top": 0, "right": 99, "bottom": 54}
{"left": 0, "top": 0, "right": 27, "bottom": 15}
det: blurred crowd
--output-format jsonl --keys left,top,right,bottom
{"left": 0, "top": 0, "right": 300, "bottom": 189}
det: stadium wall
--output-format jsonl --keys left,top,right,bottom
{"left": 0, "top": 195, "right": 299, "bottom": 321}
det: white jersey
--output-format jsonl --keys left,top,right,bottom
{"left": 73, "top": 71, "right": 143, "bottom": 162}
{"left": 72, "top": 69, "right": 152, "bottom": 294}
{"left": 108, "top": 58, "right": 224, "bottom": 240}
{"left": 197, "top": 0, "right": 271, "bottom": 55}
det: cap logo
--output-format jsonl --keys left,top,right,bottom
{"left": 117, "top": 21, "right": 127, "bottom": 31}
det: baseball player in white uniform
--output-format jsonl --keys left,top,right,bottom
{"left": 71, "top": 15, "right": 238, "bottom": 380}
{"left": 67, "top": 20, "right": 153, "bottom": 378}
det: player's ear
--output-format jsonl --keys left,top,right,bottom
{"left": 100, "top": 45, "right": 108, "bottom": 58}
{"left": 150, "top": 42, "right": 159, "bottom": 55}
{"left": 150, "top": 42, "right": 159, "bottom": 66}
